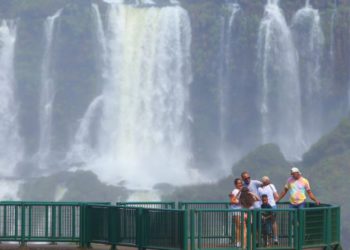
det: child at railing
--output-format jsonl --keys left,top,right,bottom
{"left": 261, "top": 194, "right": 273, "bottom": 247}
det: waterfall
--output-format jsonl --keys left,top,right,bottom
{"left": 330, "top": 0, "right": 337, "bottom": 64}
{"left": 292, "top": 1, "right": 324, "bottom": 147}
{"left": 218, "top": 2, "right": 240, "bottom": 171}
{"left": 68, "top": 3, "right": 197, "bottom": 189}
{"left": 257, "top": 0, "right": 304, "bottom": 160}
{"left": 92, "top": 4, "right": 107, "bottom": 75}
{"left": 68, "top": 95, "right": 103, "bottom": 164}
{"left": 38, "top": 9, "right": 62, "bottom": 170}
{"left": 0, "top": 20, "right": 23, "bottom": 177}
{"left": 65, "top": 4, "right": 106, "bottom": 164}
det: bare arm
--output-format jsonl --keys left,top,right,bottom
{"left": 307, "top": 190, "right": 320, "bottom": 205}
{"left": 229, "top": 194, "right": 239, "bottom": 205}
{"left": 250, "top": 192, "right": 260, "bottom": 201}
{"left": 276, "top": 187, "right": 288, "bottom": 203}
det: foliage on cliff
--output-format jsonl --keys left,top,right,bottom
{"left": 303, "top": 117, "right": 350, "bottom": 166}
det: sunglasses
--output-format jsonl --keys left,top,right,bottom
{"left": 243, "top": 177, "right": 251, "bottom": 181}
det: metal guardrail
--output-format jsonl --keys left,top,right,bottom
{"left": 85, "top": 205, "right": 188, "bottom": 250}
{"left": 0, "top": 201, "right": 109, "bottom": 246}
{"left": 188, "top": 203, "right": 341, "bottom": 250}
{"left": 299, "top": 205, "right": 341, "bottom": 249}
{"left": 178, "top": 201, "right": 231, "bottom": 210}
{"left": 0, "top": 202, "right": 82, "bottom": 244}
{"left": 179, "top": 200, "right": 298, "bottom": 249}
{"left": 0, "top": 201, "right": 340, "bottom": 250}
{"left": 116, "top": 202, "right": 176, "bottom": 209}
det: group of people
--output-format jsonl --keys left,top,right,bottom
{"left": 229, "top": 167, "right": 320, "bottom": 246}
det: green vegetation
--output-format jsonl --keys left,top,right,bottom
{"left": 303, "top": 117, "right": 350, "bottom": 166}
{"left": 232, "top": 144, "right": 290, "bottom": 189}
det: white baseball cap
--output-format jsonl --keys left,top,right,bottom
{"left": 290, "top": 167, "right": 301, "bottom": 174}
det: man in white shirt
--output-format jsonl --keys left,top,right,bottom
{"left": 241, "top": 171, "right": 261, "bottom": 208}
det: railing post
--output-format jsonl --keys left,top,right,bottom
{"left": 183, "top": 210, "right": 188, "bottom": 250}
{"left": 79, "top": 203, "right": 89, "bottom": 248}
{"left": 109, "top": 206, "right": 118, "bottom": 250}
{"left": 240, "top": 210, "right": 244, "bottom": 248}
{"left": 79, "top": 204, "right": 83, "bottom": 248}
{"left": 45, "top": 206, "right": 49, "bottom": 239}
{"left": 20, "top": 202, "right": 25, "bottom": 247}
{"left": 72, "top": 206, "right": 76, "bottom": 240}
{"left": 337, "top": 207, "right": 341, "bottom": 244}
{"left": 190, "top": 210, "right": 195, "bottom": 250}
{"left": 297, "top": 209, "right": 303, "bottom": 250}
{"left": 15, "top": 204, "right": 18, "bottom": 240}
{"left": 198, "top": 211, "right": 202, "bottom": 250}
{"left": 252, "top": 209, "right": 256, "bottom": 250}
{"left": 28, "top": 205, "right": 32, "bottom": 240}
{"left": 246, "top": 210, "right": 251, "bottom": 250}
{"left": 137, "top": 208, "right": 144, "bottom": 250}
{"left": 325, "top": 208, "right": 332, "bottom": 250}
{"left": 288, "top": 209, "right": 293, "bottom": 247}
{"left": 86, "top": 205, "right": 91, "bottom": 248}
{"left": 4, "top": 205, "right": 7, "bottom": 238}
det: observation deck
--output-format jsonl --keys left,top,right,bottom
{"left": 0, "top": 201, "right": 340, "bottom": 250}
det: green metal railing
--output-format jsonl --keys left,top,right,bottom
{"left": 299, "top": 205, "right": 341, "bottom": 249}
{"left": 0, "top": 201, "right": 340, "bottom": 250}
{"left": 190, "top": 209, "right": 294, "bottom": 250}
{"left": 0, "top": 201, "right": 109, "bottom": 246}
{"left": 116, "top": 202, "right": 176, "bottom": 209}
{"left": 178, "top": 202, "right": 231, "bottom": 210}
{"left": 0, "top": 201, "right": 82, "bottom": 245}
{"left": 187, "top": 203, "right": 341, "bottom": 250}
{"left": 85, "top": 205, "right": 187, "bottom": 250}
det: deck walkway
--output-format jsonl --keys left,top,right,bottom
{"left": 0, "top": 244, "right": 325, "bottom": 250}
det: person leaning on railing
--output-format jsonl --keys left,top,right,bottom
{"left": 276, "top": 167, "right": 320, "bottom": 208}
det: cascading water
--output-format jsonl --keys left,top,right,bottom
{"left": 292, "top": 1, "right": 325, "bottom": 147}
{"left": 257, "top": 0, "right": 304, "bottom": 160}
{"left": 218, "top": 2, "right": 240, "bottom": 172}
{"left": 0, "top": 20, "right": 23, "bottom": 177}
{"left": 66, "top": 4, "right": 105, "bottom": 164}
{"left": 68, "top": 2, "right": 199, "bottom": 189}
{"left": 37, "top": 10, "right": 62, "bottom": 170}
{"left": 330, "top": 0, "right": 337, "bottom": 60}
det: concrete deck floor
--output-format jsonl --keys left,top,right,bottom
{"left": 0, "top": 243, "right": 113, "bottom": 249}
{"left": 0, "top": 245, "right": 325, "bottom": 250}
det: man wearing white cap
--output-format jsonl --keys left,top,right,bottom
{"left": 277, "top": 167, "right": 320, "bottom": 208}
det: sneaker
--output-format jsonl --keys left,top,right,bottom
{"left": 236, "top": 242, "right": 241, "bottom": 247}
{"left": 273, "top": 239, "right": 279, "bottom": 245}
